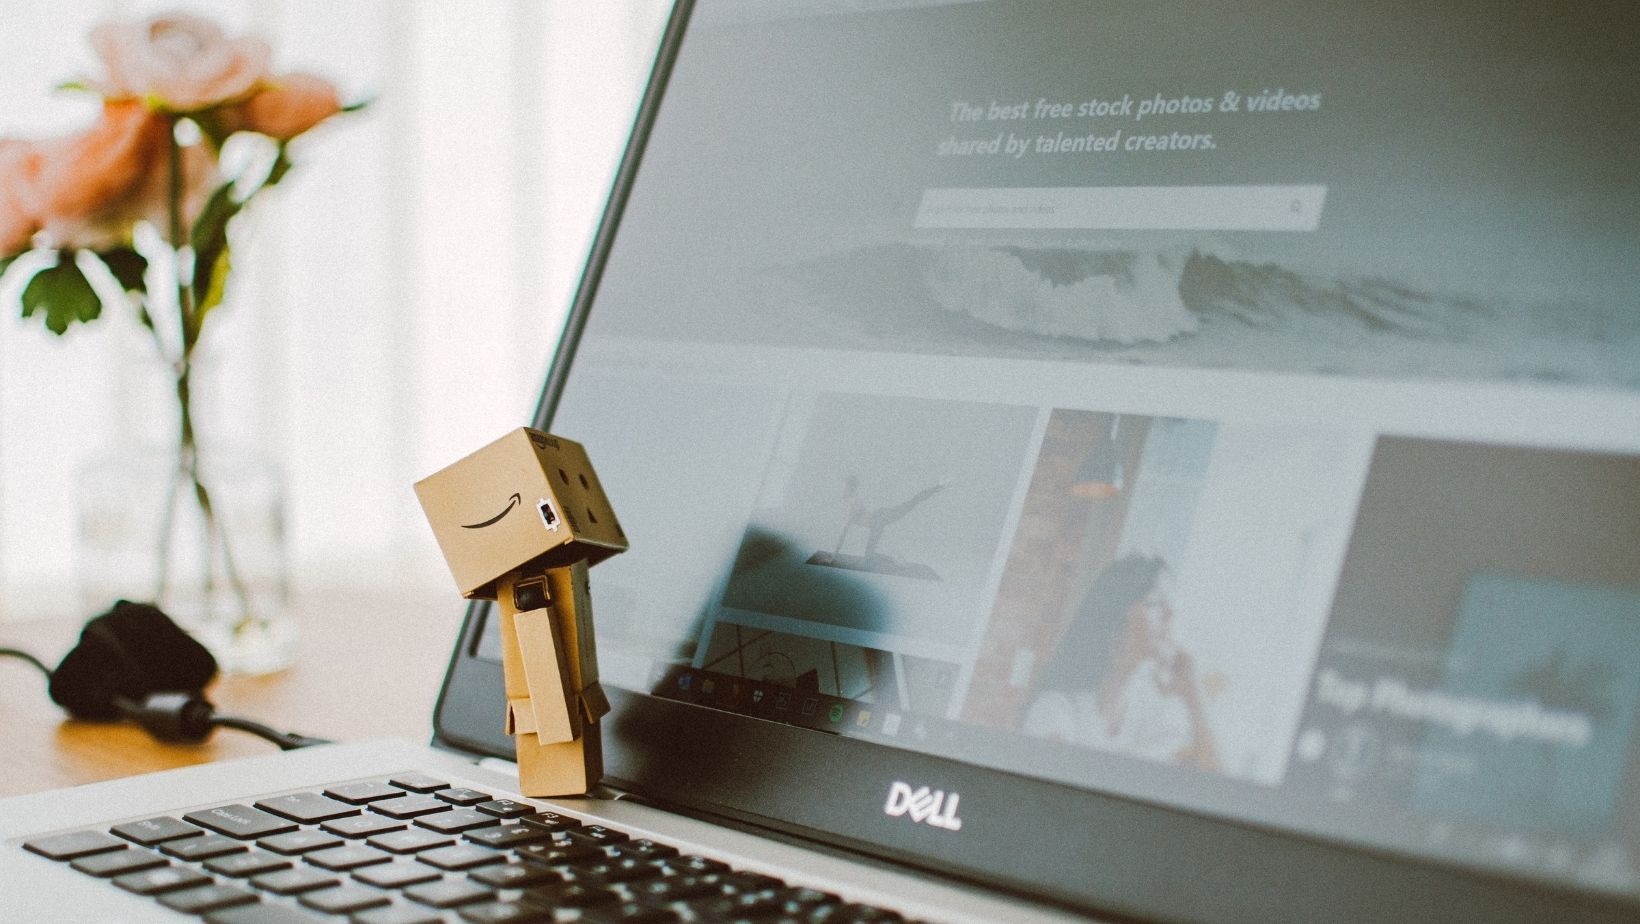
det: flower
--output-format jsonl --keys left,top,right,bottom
{"left": 230, "top": 73, "right": 342, "bottom": 141}
{"left": 91, "top": 12, "right": 271, "bottom": 112}
{"left": 2, "top": 101, "right": 222, "bottom": 255}
{"left": 31, "top": 101, "right": 189, "bottom": 251}
{"left": 0, "top": 140, "right": 47, "bottom": 257}
{"left": 5, "top": 9, "right": 354, "bottom": 306}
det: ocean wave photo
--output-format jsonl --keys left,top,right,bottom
{"left": 708, "top": 242, "right": 1640, "bottom": 391}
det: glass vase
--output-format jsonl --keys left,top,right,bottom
{"left": 76, "top": 444, "right": 294, "bottom": 674}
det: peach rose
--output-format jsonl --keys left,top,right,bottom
{"left": 91, "top": 12, "right": 271, "bottom": 112}
{"left": 232, "top": 73, "right": 342, "bottom": 141}
{"left": 0, "top": 140, "right": 47, "bottom": 257}
{"left": 38, "top": 102, "right": 169, "bottom": 223}
{"left": 32, "top": 101, "right": 215, "bottom": 251}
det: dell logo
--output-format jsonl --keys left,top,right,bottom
{"left": 883, "top": 781, "right": 963, "bottom": 831}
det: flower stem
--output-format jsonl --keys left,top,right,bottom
{"left": 173, "top": 362, "right": 260, "bottom": 633}
{"left": 168, "top": 122, "right": 183, "bottom": 259}
{"left": 156, "top": 119, "right": 259, "bottom": 637}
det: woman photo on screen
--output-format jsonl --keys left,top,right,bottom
{"left": 1024, "top": 554, "right": 1221, "bottom": 772}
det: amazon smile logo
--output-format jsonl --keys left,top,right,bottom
{"left": 461, "top": 493, "right": 522, "bottom": 529}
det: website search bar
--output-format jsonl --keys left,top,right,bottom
{"left": 913, "top": 184, "right": 1327, "bottom": 231}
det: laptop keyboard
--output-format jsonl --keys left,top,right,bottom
{"left": 21, "top": 772, "right": 912, "bottom": 923}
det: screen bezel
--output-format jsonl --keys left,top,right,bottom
{"left": 432, "top": 2, "right": 1639, "bottom": 919}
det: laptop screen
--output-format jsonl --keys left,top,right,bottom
{"left": 509, "top": 0, "right": 1640, "bottom": 901}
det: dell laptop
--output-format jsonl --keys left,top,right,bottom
{"left": 4, "top": 1, "right": 1640, "bottom": 921}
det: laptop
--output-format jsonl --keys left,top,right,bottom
{"left": 5, "top": 0, "right": 1640, "bottom": 920}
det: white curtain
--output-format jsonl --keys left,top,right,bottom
{"left": 0, "top": 0, "right": 671, "bottom": 620}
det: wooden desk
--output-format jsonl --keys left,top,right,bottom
{"left": 0, "top": 588, "right": 460, "bottom": 799}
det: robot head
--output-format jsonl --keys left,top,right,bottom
{"left": 415, "top": 428, "right": 628, "bottom": 599}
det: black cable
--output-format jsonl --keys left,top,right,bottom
{"left": 6, "top": 644, "right": 327, "bottom": 750}
{"left": 0, "top": 647, "right": 53, "bottom": 679}
{"left": 211, "top": 714, "right": 331, "bottom": 751}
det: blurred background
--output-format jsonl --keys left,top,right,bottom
{"left": 0, "top": 1, "right": 672, "bottom": 623}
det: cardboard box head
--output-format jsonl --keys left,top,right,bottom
{"left": 415, "top": 428, "right": 628, "bottom": 599}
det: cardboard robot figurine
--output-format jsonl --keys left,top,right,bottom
{"left": 415, "top": 428, "right": 628, "bottom": 796}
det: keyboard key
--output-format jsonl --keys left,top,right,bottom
{"left": 578, "top": 903, "right": 679, "bottom": 923}
{"left": 372, "top": 795, "right": 453, "bottom": 819}
{"left": 686, "top": 894, "right": 785, "bottom": 919}
{"left": 206, "top": 903, "right": 328, "bottom": 923}
{"left": 369, "top": 828, "right": 452, "bottom": 854}
{"left": 259, "top": 829, "right": 343, "bottom": 855}
{"left": 299, "top": 884, "right": 392, "bottom": 914}
{"left": 458, "top": 900, "right": 551, "bottom": 923}
{"left": 185, "top": 805, "right": 299, "bottom": 840}
{"left": 250, "top": 866, "right": 338, "bottom": 895}
{"left": 322, "top": 814, "right": 405, "bottom": 838}
{"left": 615, "top": 839, "right": 678, "bottom": 861}
{"left": 664, "top": 854, "right": 728, "bottom": 875}
{"left": 473, "top": 799, "right": 534, "bottom": 819}
{"left": 632, "top": 875, "right": 717, "bottom": 903}
{"left": 112, "top": 864, "right": 212, "bottom": 895}
{"left": 572, "top": 858, "right": 665, "bottom": 885}
{"left": 110, "top": 816, "right": 204, "bottom": 847}
{"left": 255, "top": 792, "right": 360, "bottom": 823}
{"left": 305, "top": 843, "right": 393, "bottom": 871}
{"left": 436, "top": 787, "right": 494, "bottom": 806}
{"left": 325, "top": 780, "right": 404, "bottom": 804}
{"left": 70, "top": 847, "right": 167, "bottom": 877}
{"left": 23, "top": 830, "right": 126, "bottom": 860}
{"left": 353, "top": 860, "right": 442, "bottom": 889}
{"left": 515, "top": 842, "right": 601, "bottom": 866}
{"left": 415, "top": 807, "right": 500, "bottom": 834}
{"left": 823, "top": 903, "right": 904, "bottom": 921}
{"left": 354, "top": 905, "right": 444, "bottom": 924}
{"left": 712, "top": 870, "right": 784, "bottom": 893}
{"left": 470, "top": 862, "right": 561, "bottom": 889}
{"left": 779, "top": 886, "right": 842, "bottom": 912}
{"left": 205, "top": 849, "right": 292, "bottom": 878}
{"left": 418, "top": 843, "right": 505, "bottom": 871}
{"left": 163, "top": 833, "right": 249, "bottom": 861}
{"left": 523, "top": 883, "right": 618, "bottom": 909}
{"left": 406, "top": 877, "right": 494, "bottom": 907}
{"left": 463, "top": 824, "right": 550, "bottom": 850}
{"left": 568, "top": 825, "right": 629, "bottom": 847}
{"left": 519, "top": 811, "right": 581, "bottom": 832}
{"left": 388, "top": 773, "right": 450, "bottom": 793}
{"left": 158, "top": 883, "right": 259, "bottom": 914}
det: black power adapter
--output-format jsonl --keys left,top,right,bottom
{"left": 1, "top": 600, "right": 326, "bottom": 751}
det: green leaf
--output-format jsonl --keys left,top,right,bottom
{"left": 54, "top": 79, "right": 92, "bottom": 93}
{"left": 196, "top": 244, "right": 232, "bottom": 323}
{"left": 21, "top": 255, "right": 101, "bottom": 335}
{"left": 190, "top": 182, "right": 241, "bottom": 253}
{"left": 190, "top": 181, "right": 242, "bottom": 299}
{"left": 262, "top": 145, "right": 294, "bottom": 188}
{"left": 97, "top": 248, "right": 149, "bottom": 293}
{"left": 340, "top": 97, "right": 373, "bottom": 114}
